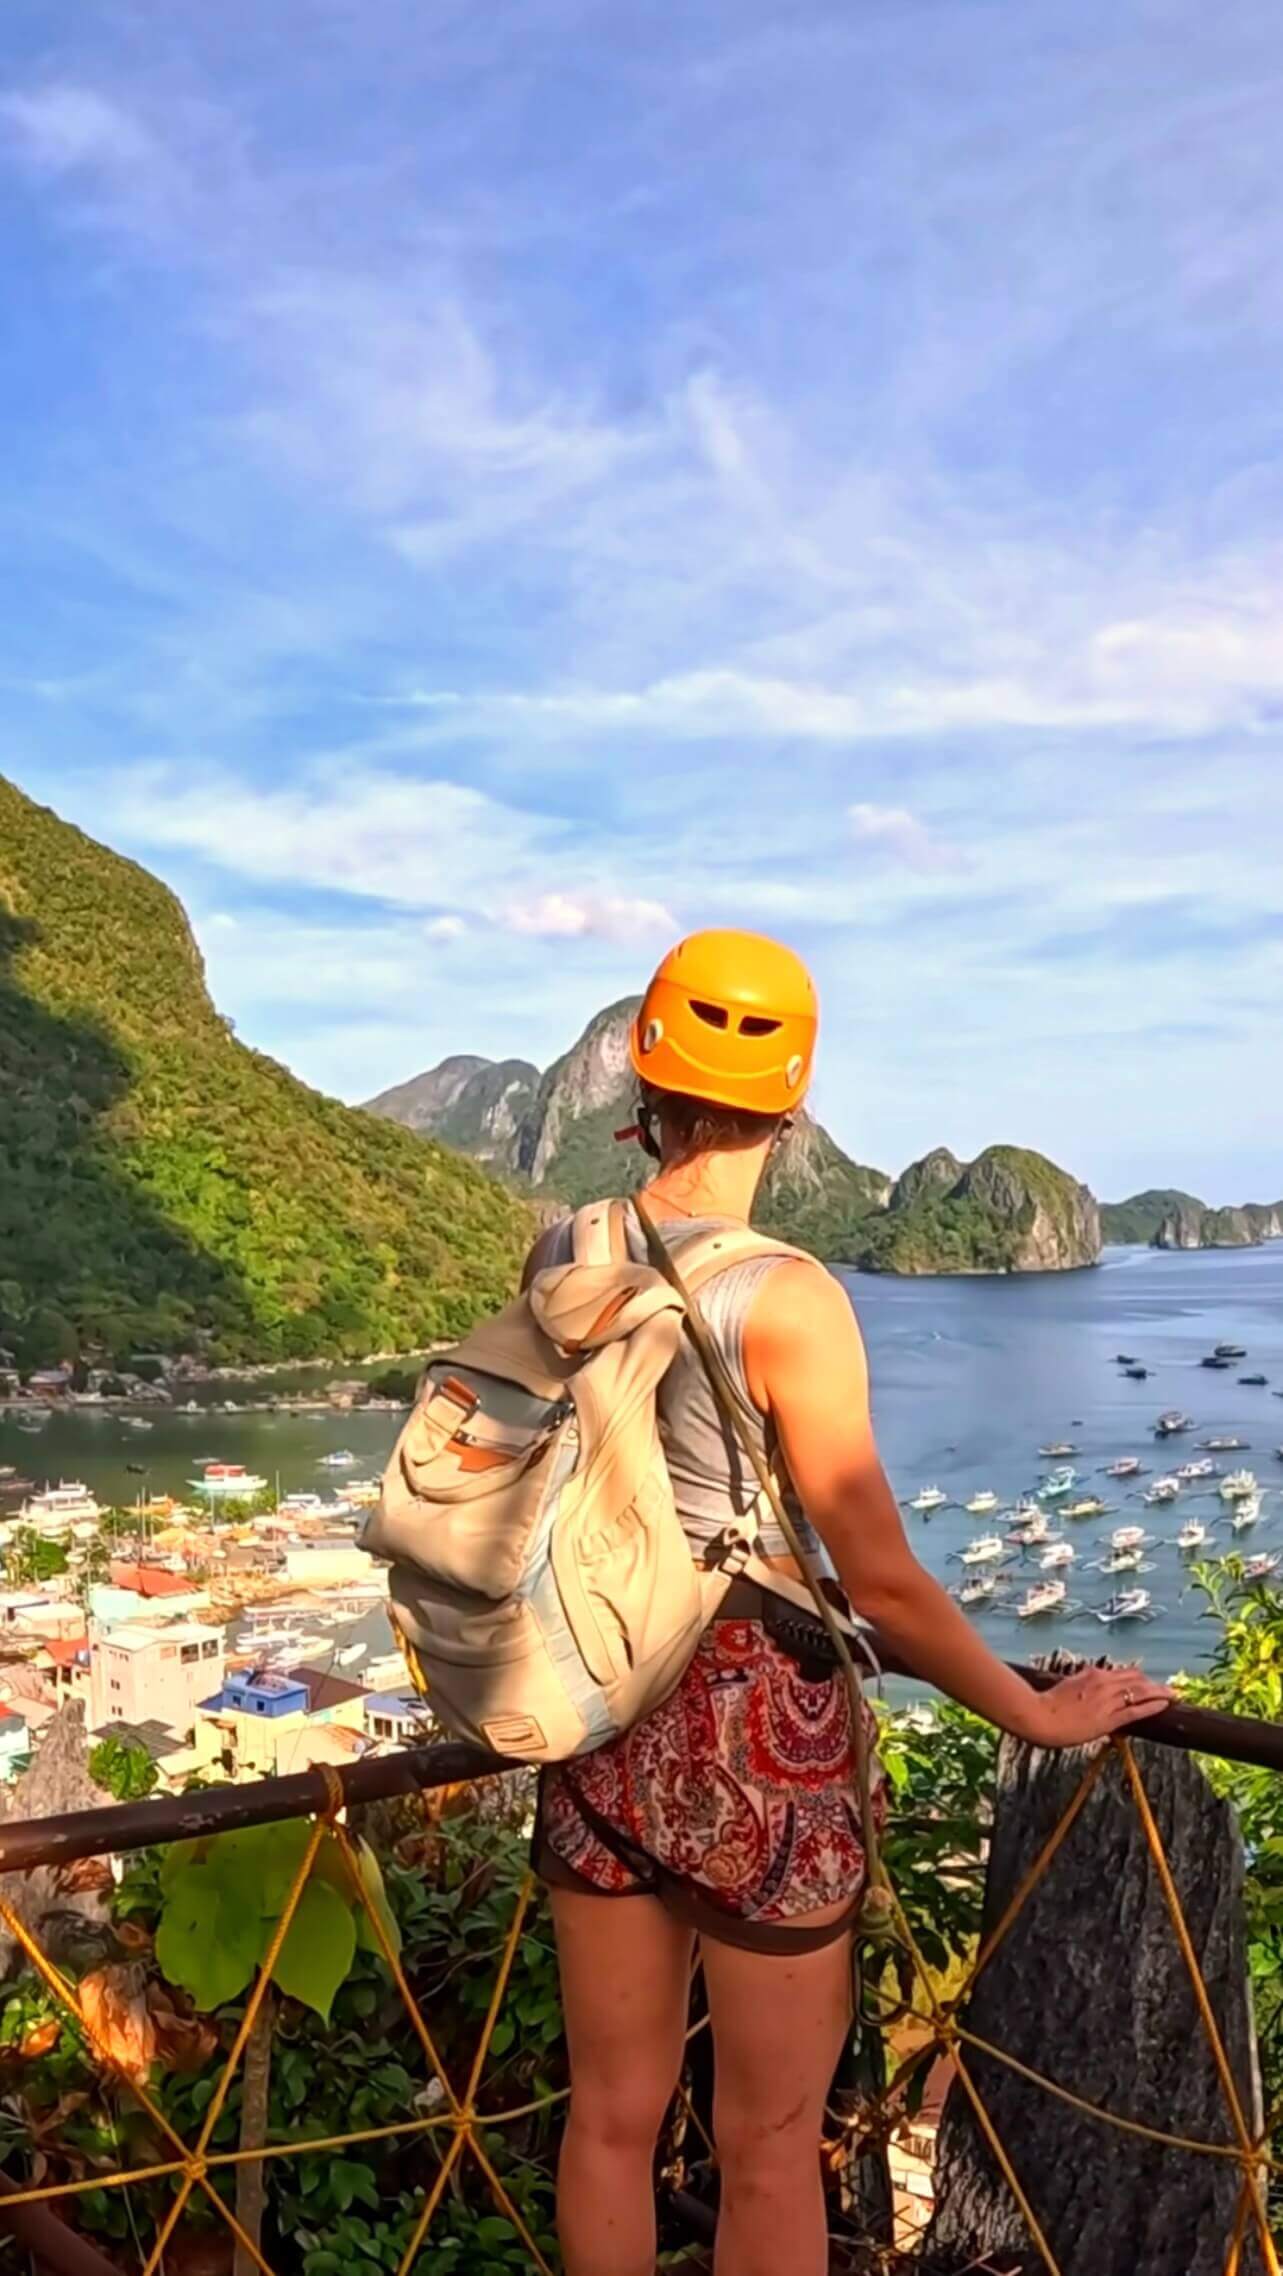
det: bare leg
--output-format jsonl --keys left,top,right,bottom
{"left": 550, "top": 1886, "right": 695, "bottom": 2276}
{"left": 702, "top": 1906, "right": 853, "bottom": 2276}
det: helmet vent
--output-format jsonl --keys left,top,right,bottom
{"left": 689, "top": 998, "right": 729, "bottom": 1030}
{"left": 641, "top": 1018, "right": 664, "bottom": 1053}
{"left": 739, "top": 1014, "right": 782, "bottom": 1037}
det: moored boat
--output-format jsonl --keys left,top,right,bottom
{"left": 1039, "top": 1466, "right": 1076, "bottom": 1501}
{"left": 1017, "top": 1578, "right": 1067, "bottom": 1619}
{"left": 1219, "top": 1469, "right": 1259, "bottom": 1502}
{"left": 965, "top": 1489, "right": 1000, "bottom": 1515}
{"left": 1096, "top": 1587, "right": 1153, "bottom": 1625}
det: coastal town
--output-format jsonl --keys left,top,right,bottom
{"left": 0, "top": 1354, "right": 424, "bottom": 1794}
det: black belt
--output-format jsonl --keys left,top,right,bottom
{"left": 715, "top": 1573, "right": 841, "bottom": 1681}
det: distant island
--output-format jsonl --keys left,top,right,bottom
{"left": 1101, "top": 1189, "right": 1283, "bottom": 1249}
{"left": 366, "top": 1005, "right": 1102, "bottom": 1275}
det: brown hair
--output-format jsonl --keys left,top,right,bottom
{"left": 637, "top": 1080, "right": 786, "bottom": 1162}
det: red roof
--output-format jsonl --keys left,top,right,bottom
{"left": 44, "top": 1637, "right": 89, "bottom": 1667}
{"left": 108, "top": 1563, "right": 192, "bottom": 1598}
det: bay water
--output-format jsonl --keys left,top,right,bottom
{"left": 3, "top": 1245, "right": 1280, "bottom": 1683}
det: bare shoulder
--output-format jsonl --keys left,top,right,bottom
{"left": 743, "top": 1255, "right": 867, "bottom": 1395}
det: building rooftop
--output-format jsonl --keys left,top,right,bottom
{"left": 363, "top": 1690, "right": 423, "bottom": 1719}
{"left": 107, "top": 1564, "right": 195, "bottom": 1599}
{"left": 281, "top": 1666, "right": 368, "bottom": 1711}
{"left": 96, "top": 1619, "right": 223, "bottom": 1653}
{"left": 91, "top": 1716, "right": 182, "bottom": 1759}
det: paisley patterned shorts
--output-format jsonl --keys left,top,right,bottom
{"left": 533, "top": 1614, "right": 883, "bottom": 1953}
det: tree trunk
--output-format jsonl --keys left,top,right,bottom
{"left": 233, "top": 1987, "right": 274, "bottom": 2276}
{"left": 924, "top": 1726, "right": 1265, "bottom": 2276}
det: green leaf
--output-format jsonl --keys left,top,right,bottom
{"left": 155, "top": 1864, "right": 261, "bottom": 2011}
{"left": 475, "top": 2218, "right": 517, "bottom": 2245}
{"left": 269, "top": 1879, "right": 357, "bottom": 2021}
{"left": 351, "top": 1839, "right": 403, "bottom": 1960}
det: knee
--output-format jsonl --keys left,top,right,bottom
{"left": 566, "top": 2072, "right": 678, "bottom": 2159}
{"left": 714, "top": 2091, "right": 819, "bottom": 2188}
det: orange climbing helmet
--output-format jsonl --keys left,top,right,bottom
{"left": 629, "top": 929, "right": 818, "bottom": 1116}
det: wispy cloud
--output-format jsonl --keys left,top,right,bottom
{"left": 2, "top": 1, "right": 1282, "bottom": 1195}
{"left": 848, "top": 804, "right": 968, "bottom": 874}
{"left": 503, "top": 891, "right": 676, "bottom": 941}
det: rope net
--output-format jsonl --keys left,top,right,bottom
{"left": 0, "top": 1736, "right": 1277, "bottom": 2274}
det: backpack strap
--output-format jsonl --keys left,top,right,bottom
{"left": 571, "top": 1198, "right": 630, "bottom": 1266}
{"left": 632, "top": 1193, "right": 891, "bottom": 1932}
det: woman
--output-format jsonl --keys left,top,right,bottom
{"left": 526, "top": 929, "right": 1169, "bottom": 2276}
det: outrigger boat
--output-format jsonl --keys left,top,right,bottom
{"left": 910, "top": 1485, "right": 949, "bottom": 1513}
{"left": 1062, "top": 1495, "right": 1110, "bottom": 1520}
{"left": 1039, "top": 1466, "right": 1076, "bottom": 1501}
{"left": 1155, "top": 1411, "right": 1194, "bottom": 1438}
{"left": 1177, "top": 1519, "right": 1211, "bottom": 1553}
{"left": 1230, "top": 1494, "right": 1263, "bottom": 1532}
{"left": 1105, "top": 1455, "right": 1142, "bottom": 1478}
{"left": 965, "top": 1489, "right": 1001, "bottom": 1515}
{"left": 1099, "top": 1544, "right": 1147, "bottom": 1574}
{"left": 1017, "top": 1579, "right": 1067, "bottom": 1619}
{"left": 1096, "top": 1588, "right": 1154, "bottom": 1625}
{"left": 960, "top": 1534, "right": 1007, "bottom": 1566}
{"left": 1219, "top": 1469, "right": 1259, "bottom": 1502}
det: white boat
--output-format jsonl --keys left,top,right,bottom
{"left": 909, "top": 1485, "right": 949, "bottom": 1512}
{"left": 318, "top": 1450, "right": 357, "bottom": 1470}
{"left": 1039, "top": 1466, "right": 1076, "bottom": 1500}
{"left": 1062, "top": 1496, "right": 1109, "bottom": 1520}
{"left": 189, "top": 1463, "right": 269, "bottom": 1500}
{"left": 1176, "top": 1459, "right": 1214, "bottom": 1482}
{"left": 1111, "top": 1525, "right": 1148, "bottom": 1551}
{"left": 960, "top": 1534, "right": 1007, "bottom": 1565}
{"left": 123, "top": 1416, "right": 154, "bottom": 1432}
{"left": 1008, "top": 1512, "right": 1054, "bottom": 1547}
{"left": 1219, "top": 1469, "right": 1258, "bottom": 1502}
{"left": 1143, "top": 1477, "right": 1182, "bottom": 1505}
{"left": 1039, "top": 1541, "right": 1076, "bottom": 1570}
{"left": 1243, "top": 1553, "right": 1280, "bottom": 1580}
{"left": 966, "top": 1490, "right": 1000, "bottom": 1515}
{"left": 1010, "top": 1495, "right": 1043, "bottom": 1522}
{"left": 1018, "top": 1579, "right": 1067, "bottom": 1618}
{"left": 280, "top": 1491, "right": 328, "bottom": 1514}
{"left": 345, "top": 1480, "right": 382, "bottom": 1507}
{"left": 18, "top": 1481, "right": 102, "bottom": 1526}
{"left": 1155, "top": 1411, "right": 1194, "bottom": 1438}
{"left": 1177, "top": 1520, "right": 1211, "bottom": 1553}
{"left": 1096, "top": 1588, "right": 1153, "bottom": 1624}
{"left": 1230, "top": 1494, "right": 1263, "bottom": 1533}
{"left": 954, "top": 1573, "right": 1003, "bottom": 1606}
{"left": 1100, "top": 1544, "right": 1146, "bottom": 1574}
{"left": 1105, "top": 1456, "right": 1142, "bottom": 1478}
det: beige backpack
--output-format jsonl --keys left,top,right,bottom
{"left": 360, "top": 1196, "right": 834, "bottom": 1763}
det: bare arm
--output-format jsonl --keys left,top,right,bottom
{"left": 743, "top": 1263, "right": 1170, "bottom": 1747}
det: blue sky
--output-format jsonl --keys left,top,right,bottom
{"left": 2, "top": 0, "right": 1281, "bottom": 1201}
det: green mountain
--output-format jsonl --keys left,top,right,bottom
{"left": 0, "top": 778, "right": 532, "bottom": 1369}
{"left": 1100, "top": 1189, "right": 1206, "bottom": 1244}
{"left": 853, "top": 1145, "right": 1101, "bottom": 1274}
{"left": 1102, "top": 1189, "right": 1283, "bottom": 1247}
{"left": 367, "top": 997, "right": 893, "bottom": 1256}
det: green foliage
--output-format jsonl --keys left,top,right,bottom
{"left": 855, "top": 1143, "right": 1093, "bottom": 1273}
{"left": 88, "top": 1734, "right": 159, "bottom": 1801}
{"left": 3, "top": 1527, "right": 68, "bottom": 1583}
{"left": 1176, "top": 1563, "right": 1283, "bottom": 2221}
{"left": 368, "top": 1363, "right": 420, "bottom": 1403}
{"left": 875, "top": 1700, "right": 991, "bottom": 1974}
{"left": 153, "top": 1820, "right": 397, "bottom": 2021}
{"left": 0, "top": 776, "right": 533, "bottom": 1367}
{"left": 1100, "top": 1189, "right": 1206, "bottom": 1243}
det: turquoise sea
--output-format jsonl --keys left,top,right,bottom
{"left": 2, "top": 1244, "right": 1280, "bottom": 1682}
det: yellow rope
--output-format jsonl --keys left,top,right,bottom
{"left": 0, "top": 1726, "right": 1277, "bottom": 2273}
{"left": 1119, "top": 1741, "right": 1280, "bottom": 2274}
{"left": 967, "top": 1743, "right": 1112, "bottom": 1989}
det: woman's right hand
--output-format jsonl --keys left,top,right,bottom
{"left": 1018, "top": 1664, "right": 1173, "bottom": 1749}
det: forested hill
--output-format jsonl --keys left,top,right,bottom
{"left": 0, "top": 778, "right": 532, "bottom": 1368}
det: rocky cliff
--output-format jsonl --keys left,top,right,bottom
{"left": 366, "top": 997, "right": 890, "bottom": 1257}
{"left": 1104, "top": 1189, "right": 1283, "bottom": 1248}
{"left": 1154, "top": 1201, "right": 1277, "bottom": 1250}
{"left": 854, "top": 1144, "right": 1101, "bottom": 1274}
